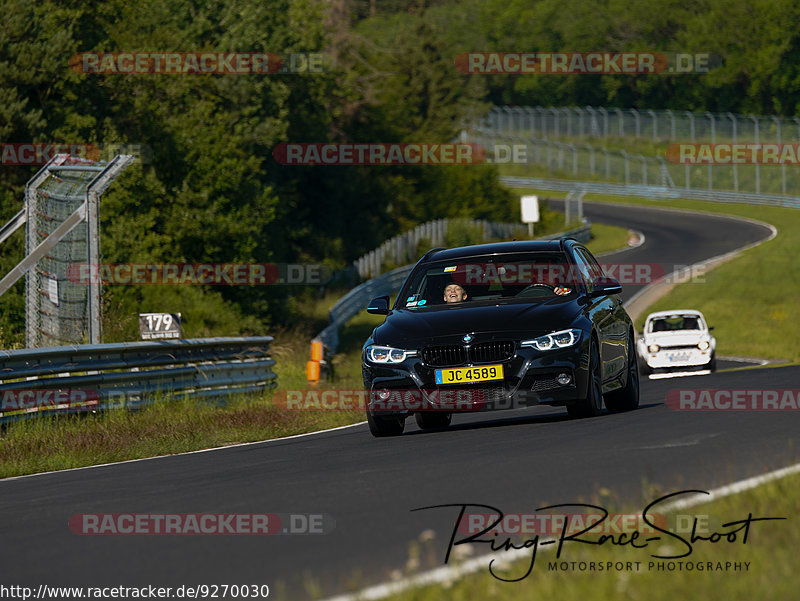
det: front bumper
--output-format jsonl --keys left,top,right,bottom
{"left": 643, "top": 347, "right": 713, "bottom": 369}
{"left": 362, "top": 344, "right": 589, "bottom": 415}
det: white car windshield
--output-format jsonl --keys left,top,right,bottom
{"left": 649, "top": 315, "right": 701, "bottom": 332}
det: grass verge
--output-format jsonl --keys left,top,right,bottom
{"left": 367, "top": 470, "right": 799, "bottom": 601}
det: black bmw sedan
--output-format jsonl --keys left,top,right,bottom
{"left": 362, "top": 237, "right": 639, "bottom": 436}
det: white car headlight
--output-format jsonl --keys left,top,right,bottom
{"left": 365, "top": 345, "right": 416, "bottom": 364}
{"left": 648, "top": 344, "right": 660, "bottom": 353}
{"left": 698, "top": 340, "right": 710, "bottom": 350}
{"left": 521, "top": 329, "right": 582, "bottom": 351}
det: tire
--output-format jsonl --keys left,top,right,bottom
{"left": 567, "top": 339, "right": 603, "bottom": 418}
{"left": 367, "top": 410, "right": 405, "bottom": 437}
{"left": 708, "top": 353, "right": 716, "bottom": 372}
{"left": 638, "top": 355, "right": 652, "bottom": 376}
{"left": 605, "top": 333, "right": 640, "bottom": 412}
{"left": 415, "top": 411, "right": 452, "bottom": 431}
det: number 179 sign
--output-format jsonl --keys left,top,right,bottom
{"left": 139, "top": 313, "right": 182, "bottom": 340}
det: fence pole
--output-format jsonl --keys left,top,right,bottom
{"left": 774, "top": 116, "right": 785, "bottom": 194}
{"left": 550, "top": 107, "right": 560, "bottom": 137}
{"left": 728, "top": 113, "right": 738, "bottom": 191}
{"left": 706, "top": 112, "right": 715, "bottom": 190}
{"left": 525, "top": 107, "right": 536, "bottom": 135}
{"left": 648, "top": 109, "right": 657, "bottom": 141}
{"left": 666, "top": 109, "right": 675, "bottom": 140}
{"left": 751, "top": 116, "right": 760, "bottom": 193}
{"left": 569, "top": 144, "right": 578, "bottom": 176}
{"left": 622, "top": 150, "right": 630, "bottom": 185}
{"left": 632, "top": 108, "right": 641, "bottom": 137}
{"left": 598, "top": 107, "right": 608, "bottom": 138}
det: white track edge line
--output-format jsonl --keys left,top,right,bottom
{"left": 319, "top": 460, "right": 800, "bottom": 601}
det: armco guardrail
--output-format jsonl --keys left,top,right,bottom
{"left": 0, "top": 337, "right": 276, "bottom": 423}
{"left": 315, "top": 223, "right": 591, "bottom": 353}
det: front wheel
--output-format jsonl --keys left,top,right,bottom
{"left": 367, "top": 411, "right": 405, "bottom": 437}
{"left": 708, "top": 353, "right": 717, "bottom": 372}
{"left": 605, "top": 334, "right": 640, "bottom": 412}
{"left": 567, "top": 340, "right": 603, "bottom": 418}
{"left": 638, "top": 355, "right": 652, "bottom": 376}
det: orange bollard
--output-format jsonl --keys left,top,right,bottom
{"left": 306, "top": 360, "right": 320, "bottom": 385}
{"left": 311, "top": 341, "right": 324, "bottom": 362}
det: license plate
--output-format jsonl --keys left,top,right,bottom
{"left": 668, "top": 352, "right": 690, "bottom": 362}
{"left": 435, "top": 364, "right": 504, "bottom": 384}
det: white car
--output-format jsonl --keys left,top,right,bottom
{"left": 636, "top": 310, "right": 716, "bottom": 375}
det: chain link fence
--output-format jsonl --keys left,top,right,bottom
{"left": 471, "top": 106, "right": 800, "bottom": 198}
{"left": 0, "top": 154, "right": 134, "bottom": 348}
{"left": 481, "top": 105, "right": 800, "bottom": 146}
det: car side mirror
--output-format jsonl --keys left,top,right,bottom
{"left": 708, "top": 326, "right": 715, "bottom": 331}
{"left": 590, "top": 275, "right": 622, "bottom": 297}
{"left": 366, "top": 296, "right": 390, "bottom": 315}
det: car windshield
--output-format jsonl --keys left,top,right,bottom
{"left": 398, "top": 252, "right": 578, "bottom": 309}
{"left": 649, "top": 315, "right": 701, "bottom": 332}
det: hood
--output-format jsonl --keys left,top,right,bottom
{"left": 644, "top": 331, "right": 708, "bottom": 347}
{"left": 373, "top": 298, "right": 581, "bottom": 346}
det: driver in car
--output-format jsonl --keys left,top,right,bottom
{"left": 443, "top": 283, "right": 468, "bottom": 303}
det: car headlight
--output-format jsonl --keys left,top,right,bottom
{"left": 698, "top": 340, "right": 710, "bottom": 350}
{"left": 365, "top": 345, "right": 416, "bottom": 364}
{"left": 520, "top": 329, "right": 582, "bottom": 351}
{"left": 648, "top": 344, "right": 660, "bottom": 353}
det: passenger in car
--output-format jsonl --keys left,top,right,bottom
{"left": 443, "top": 283, "right": 468, "bottom": 304}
